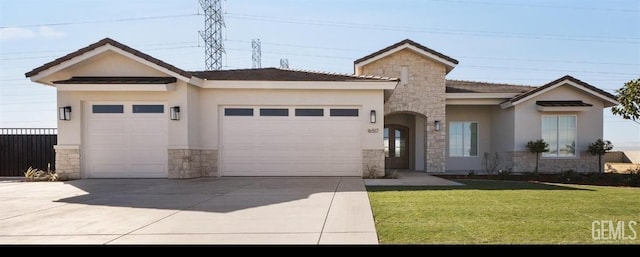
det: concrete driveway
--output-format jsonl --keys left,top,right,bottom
{"left": 0, "top": 177, "right": 377, "bottom": 245}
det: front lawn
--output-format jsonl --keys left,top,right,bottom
{"left": 367, "top": 180, "right": 640, "bottom": 244}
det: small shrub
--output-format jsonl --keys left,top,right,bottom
{"left": 23, "top": 165, "right": 58, "bottom": 182}
{"left": 626, "top": 172, "right": 640, "bottom": 187}
{"left": 558, "top": 169, "right": 579, "bottom": 183}
{"left": 482, "top": 152, "right": 501, "bottom": 174}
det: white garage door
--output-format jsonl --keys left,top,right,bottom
{"left": 85, "top": 103, "right": 167, "bottom": 178}
{"left": 221, "top": 107, "right": 361, "bottom": 176}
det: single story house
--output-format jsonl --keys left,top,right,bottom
{"left": 25, "top": 38, "right": 618, "bottom": 179}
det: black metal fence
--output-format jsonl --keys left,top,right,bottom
{"left": 0, "top": 128, "right": 57, "bottom": 176}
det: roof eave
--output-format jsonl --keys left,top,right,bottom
{"left": 354, "top": 42, "right": 458, "bottom": 74}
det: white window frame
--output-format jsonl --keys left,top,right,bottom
{"left": 541, "top": 115, "right": 578, "bottom": 158}
{"left": 448, "top": 121, "right": 478, "bottom": 157}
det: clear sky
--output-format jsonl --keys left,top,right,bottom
{"left": 1, "top": 0, "right": 639, "bottom": 150}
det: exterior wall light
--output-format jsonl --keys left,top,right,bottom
{"left": 370, "top": 110, "right": 376, "bottom": 123}
{"left": 434, "top": 120, "right": 441, "bottom": 131}
{"left": 58, "top": 106, "right": 71, "bottom": 121}
{"left": 170, "top": 106, "right": 180, "bottom": 120}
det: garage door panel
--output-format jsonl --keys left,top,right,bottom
{"left": 130, "top": 148, "right": 166, "bottom": 161}
{"left": 87, "top": 133, "right": 126, "bottom": 146}
{"left": 131, "top": 118, "right": 165, "bottom": 130}
{"left": 222, "top": 107, "right": 361, "bottom": 176}
{"left": 130, "top": 133, "right": 166, "bottom": 146}
{"left": 86, "top": 103, "right": 167, "bottom": 178}
{"left": 90, "top": 119, "right": 126, "bottom": 131}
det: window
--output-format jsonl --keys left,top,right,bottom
{"left": 92, "top": 105, "right": 123, "bottom": 113}
{"left": 330, "top": 109, "right": 358, "bottom": 117}
{"left": 295, "top": 108, "right": 324, "bottom": 116}
{"left": 225, "top": 108, "right": 253, "bottom": 116}
{"left": 133, "top": 105, "right": 164, "bottom": 113}
{"left": 542, "top": 115, "right": 576, "bottom": 157}
{"left": 260, "top": 108, "right": 289, "bottom": 116}
{"left": 449, "top": 122, "right": 478, "bottom": 157}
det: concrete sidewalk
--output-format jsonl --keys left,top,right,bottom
{"left": 0, "top": 177, "right": 377, "bottom": 245}
{"left": 364, "top": 171, "right": 464, "bottom": 186}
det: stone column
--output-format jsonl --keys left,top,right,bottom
{"left": 53, "top": 145, "right": 81, "bottom": 180}
{"left": 362, "top": 149, "right": 385, "bottom": 178}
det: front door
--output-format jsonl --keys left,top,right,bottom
{"left": 384, "top": 125, "right": 409, "bottom": 169}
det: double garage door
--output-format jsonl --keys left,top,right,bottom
{"left": 84, "top": 104, "right": 362, "bottom": 178}
{"left": 85, "top": 103, "right": 167, "bottom": 178}
{"left": 221, "top": 107, "right": 362, "bottom": 176}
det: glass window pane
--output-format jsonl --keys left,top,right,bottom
{"left": 542, "top": 117, "right": 558, "bottom": 156}
{"left": 92, "top": 105, "right": 123, "bottom": 113}
{"left": 225, "top": 108, "right": 253, "bottom": 116}
{"left": 449, "top": 122, "right": 463, "bottom": 157}
{"left": 395, "top": 136, "right": 400, "bottom": 156}
{"left": 383, "top": 128, "right": 389, "bottom": 158}
{"left": 542, "top": 116, "right": 576, "bottom": 157}
{"left": 133, "top": 105, "right": 164, "bottom": 113}
{"left": 260, "top": 108, "right": 288, "bottom": 116}
{"left": 330, "top": 109, "right": 358, "bottom": 117}
{"left": 558, "top": 116, "right": 576, "bottom": 156}
{"left": 295, "top": 109, "right": 323, "bottom": 116}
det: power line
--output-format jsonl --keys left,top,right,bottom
{"left": 429, "top": 0, "right": 640, "bottom": 13}
{"left": 0, "top": 14, "right": 198, "bottom": 29}
{"left": 225, "top": 13, "right": 640, "bottom": 44}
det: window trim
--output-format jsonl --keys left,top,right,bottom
{"left": 329, "top": 108, "right": 359, "bottom": 117}
{"left": 541, "top": 115, "right": 578, "bottom": 158}
{"left": 260, "top": 108, "right": 289, "bottom": 117}
{"left": 224, "top": 108, "right": 254, "bottom": 116}
{"left": 448, "top": 121, "right": 479, "bottom": 158}
{"left": 295, "top": 108, "right": 324, "bottom": 117}
{"left": 132, "top": 104, "right": 164, "bottom": 114}
{"left": 92, "top": 104, "right": 124, "bottom": 114}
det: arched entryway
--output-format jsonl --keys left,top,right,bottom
{"left": 384, "top": 124, "right": 409, "bottom": 169}
{"left": 384, "top": 112, "right": 428, "bottom": 171}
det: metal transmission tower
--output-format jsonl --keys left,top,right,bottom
{"left": 252, "top": 39, "right": 261, "bottom": 68}
{"left": 279, "top": 58, "right": 289, "bottom": 69}
{"left": 199, "top": 0, "right": 225, "bottom": 70}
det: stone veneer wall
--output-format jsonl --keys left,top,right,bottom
{"left": 54, "top": 147, "right": 81, "bottom": 180}
{"left": 362, "top": 149, "right": 385, "bottom": 178}
{"left": 360, "top": 49, "right": 447, "bottom": 172}
{"left": 509, "top": 151, "right": 599, "bottom": 173}
{"left": 168, "top": 149, "right": 218, "bottom": 179}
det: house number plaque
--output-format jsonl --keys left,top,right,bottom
{"left": 367, "top": 128, "right": 379, "bottom": 133}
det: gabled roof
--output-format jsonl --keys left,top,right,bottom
{"left": 446, "top": 80, "right": 534, "bottom": 93}
{"left": 190, "top": 68, "right": 397, "bottom": 82}
{"left": 354, "top": 39, "right": 459, "bottom": 73}
{"left": 504, "top": 75, "right": 618, "bottom": 107}
{"left": 25, "top": 38, "right": 192, "bottom": 79}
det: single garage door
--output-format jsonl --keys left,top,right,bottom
{"left": 221, "top": 107, "right": 361, "bottom": 176}
{"left": 85, "top": 103, "right": 167, "bottom": 178}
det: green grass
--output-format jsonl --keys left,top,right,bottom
{"left": 367, "top": 180, "right": 640, "bottom": 244}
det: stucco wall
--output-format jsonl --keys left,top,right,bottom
{"left": 490, "top": 106, "right": 515, "bottom": 170}
{"left": 445, "top": 105, "right": 492, "bottom": 172}
{"left": 56, "top": 82, "right": 188, "bottom": 148}
{"left": 511, "top": 84, "right": 606, "bottom": 173}
{"left": 513, "top": 85, "right": 605, "bottom": 152}
{"left": 358, "top": 49, "right": 447, "bottom": 172}
{"left": 41, "top": 51, "right": 168, "bottom": 83}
